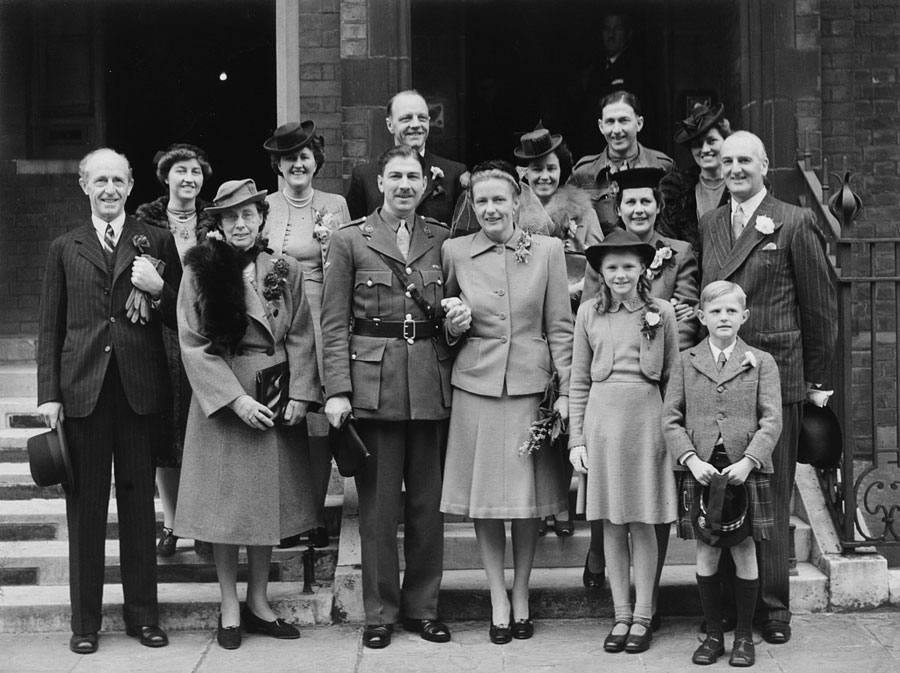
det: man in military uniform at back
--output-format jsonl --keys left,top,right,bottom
{"left": 321, "top": 145, "right": 459, "bottom": 649}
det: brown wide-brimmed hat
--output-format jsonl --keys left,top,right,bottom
{"left": 263, "top": 120, "right": 318, "bottom": 154}
{"left": 513, "top": 121, "right": 563, "bottom": 161}
{"left": 673, "top": 102, "right": 725, "bottom": 145}
{"left": 27, "top": 420, "right": 75, "bottom": 495}
{"left": 204, "top": 179, "right": 267, "bottom": 214}
{"left": 585, "top": 229, "right": 656, "bottom": 272}
{"left": 798, "top": 402, "right": 843, "bottom": 470}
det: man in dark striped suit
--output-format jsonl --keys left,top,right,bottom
{"left": 37, "top": 148, "right": 182, "bottom": 654}
{"left": 700, "top": 131, "right": 837, "bottom": 645}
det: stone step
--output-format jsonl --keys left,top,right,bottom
{"left": 0, "top": 397, "right": 42, "bottom": 429}
{"left": 436, "top": 562, "right": 829, "bottom": 620}
{"left": 0, "top": 462, "right": 64, "bottom": 500}
{"left": 0, "top": 581, "right": 333, "bottom": 633}
{"left": 0, "top": 365, "right": 37, "bottom": 399}
{"left": 0, "top": 428, "right": 43, "bottom": 462}
{"left": 0, "top": 493, "right": 344, "bottom": 541}
{"left": 0, "top": 539, "right": 338, "bottom": 586}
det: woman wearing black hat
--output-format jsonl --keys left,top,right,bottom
{"left": 658, "top": 103, "right": 733, "bottom": 256}
{"left": 263, "top": 121, "right": 351, "bottom": 549}
{"left": 175, "top": 179, "right": 322, "bottom": 649}
{"left": 134, "top": 144, "right": 215, "bottom": 559}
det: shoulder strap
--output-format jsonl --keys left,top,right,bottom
{"left": 376, "top": 252, "right": 439, "bottom": 320}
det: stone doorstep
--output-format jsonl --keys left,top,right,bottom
{"left": 0, "top": 539, "right": 338, "bottom": 586}
{"left": 0, "top": 365, "right": 37, "bottom": 399}
{"left": 0, "top": 581, "right": 333, "bottom": 633}
{"left": 0, "top": 398, "right": 41, "bottom": 429}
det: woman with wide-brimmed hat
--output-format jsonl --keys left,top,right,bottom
{"left": 263, "top": 121, "right": 351, "bottom": 549}
{"left": 174, "top": 179, "right": 322, "bottom": 649}
{"left": 134, "top": 143, "right": 216, "bottom": 559}
{"left": 658, "top": 102, "right": 733, "bottom": 257}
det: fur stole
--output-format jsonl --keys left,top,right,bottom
{"left": 182, "top": 240, "right": 248, "bottom": 354}
{"left": 519, "top": 184, "right": 594, "bottom": 241}
{"left": 134, "top": 195, "right": 215, "bottom": 241}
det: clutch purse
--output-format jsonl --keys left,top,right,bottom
{"left": 329, "top": 415, "right": 370, "bottom": 477}
{"left": 255, "top": 361, "right": 289, "bottom": 424}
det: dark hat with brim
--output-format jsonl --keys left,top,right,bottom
{"left": 513, "top": 121, "right": 563, "bottom": 161}
{"left": 204, "top": 179, "right": 267, "bottom": 214}
{"left": 674, "top": 102, "right": 725, "bottom": 145}
{"left": 585, "top": 229, "right": 656, "bottom": 273}
{"left": 27, "top": 421, "right": 74, "bottom": 495}
{"left": 613, "top": 167, "right": 666, "bottom": 193}
{"left": 798, "top": 402, "right": 843, "bottom": 470}
{"left": 691, "top": 473, "right": 750, "bottom": 548}
{"left": 263, "top": 120, "right": 317, "bottom": 154}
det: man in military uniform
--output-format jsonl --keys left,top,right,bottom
{"left": 321, "top": 145, "right": 458, "bottom": 649}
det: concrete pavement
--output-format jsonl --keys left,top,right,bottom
{"left": 3, "top": 612, "right": 900, "bottom": 673}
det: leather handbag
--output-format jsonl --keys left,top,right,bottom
{"left": 329, "top": 415, "right": 370, "bottom": 477}
{"left": 255, "top": 361, "right": 289, "bottom": 424}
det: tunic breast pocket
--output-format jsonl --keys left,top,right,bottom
{"left": 420, "top": 269, "right": 445, "bottom": 308}
{"left": 354, "top": 270, "right": 393, "bottom": 317}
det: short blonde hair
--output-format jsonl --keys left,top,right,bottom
{"left": 700, "top": 280, "right": 747, "bottom": 309}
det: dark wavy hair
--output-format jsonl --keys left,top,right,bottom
{"left": 469, "top": 159, "right": 522, "bottom": 196}
{"left": 154, "top": 144, "right": 212, "bottom": 186}
{"left": 598, "top": 89, "right": 643, "bottom": 117}
{"left": 520, "top": 142, "right": 574, "bottom": 187}
{"left": 269, "top": 135, "right": 326, "bottom": 178}
{"left": 376, "top": 145, "right": 426, "bottom": 174}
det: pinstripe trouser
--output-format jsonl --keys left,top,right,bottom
{"left": 64, "top": 355, "right": 161, "bottom": 635}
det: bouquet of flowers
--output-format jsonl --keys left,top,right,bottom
{"left": 518, "top": 374, "right": 565, "bottom": 456}
{"left": 126, "top": 234, "right": 165, "bottom": 325}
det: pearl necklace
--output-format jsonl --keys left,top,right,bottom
{"left": 167, "top": 207, "right": 197, "bottom": 222}
{"left": 283, "top": 189, "right": 314, "bottom": 209}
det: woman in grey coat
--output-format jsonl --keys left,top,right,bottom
{"left": 174, "top": 179, "right": 321, "bottom": 649}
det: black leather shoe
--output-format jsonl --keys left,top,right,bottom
{"left": 402, "top": 618, "right": 451, "bottom": 643}
{"left": 624, "top": 623, "right": 652, "bottom": 653}
{"left": 729, "top": 637, "right": 756, "bottom": 666}
{"left": 760, "top": 619, "right": 791, "bottom": 644}
{"left": 489, "top": 622, "right": 512, "bottom": 645}
{"left": 603, "top": 622, "right": 630, "bottom": 653}
{"left": 363, "top": 623, "right": 393, "bottom": 649}
{"left": 241, "top": 606, "right": 300, "bottom": 639}
{"left": 650, "top": 613, "right": 661, "bottom": 632}
{"left": 307, "top": 527, "right": 330, "bottom": 548}
{"left": 157, "top": 528, "right": 177, "bottom": 557}
{"left": 512, "top": 618, "right": 534, "bottom": 640}
{"left": 555, "top": 519, "right": 575, "bottom": 537}
{"left": 216, "top": 615, "right": 241, "bottom": 650}
{"left": 583, "top": 552, "right": 604, "bottom": 589}
{"left": 278, "top": 534, "right": 302, "bottom": 549}
{"left": 69, "top": 632, "right": 98, "bottom": 654}
{"left": 692, "top": 636, "right": 726, "bottom": 665}
{"left": 126, "top": 625, "right": 169, "bottom": 648}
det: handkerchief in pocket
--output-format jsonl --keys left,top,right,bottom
{"left": 762, "top": 242, "right": 777, "bottom": 251}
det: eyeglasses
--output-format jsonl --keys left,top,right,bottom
{"left": 221, "top": 211, "right": 259, "bottom": 224}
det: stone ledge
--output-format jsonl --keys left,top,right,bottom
{"left": 819, "top": 552, "right": 889, "bottom": 609}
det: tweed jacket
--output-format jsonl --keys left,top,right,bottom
{"left": 569, "top": 143, "right": 674, "bottom": 235}
{"left": 662, "top": 337, "right": 783, "bottom": 473}
{"left": 441, "top": 231, "right": 573, "bottom": 398}
{"left": 568, "top": 297, "right": 678, "bottom": 448}
{"left": 320, "top": 210, "right": 453, "bottom": 420}
{"left": 178, "top": 248, "right": 321, "bottom": 415}
{"left": 346, "top": 150, "right": 467, "bottom": 225}
{"left": 37, "top": 217, "right": 181, "bottom": 417}
{"left": 700, "top": 192, "right": 838, "bottom": 403}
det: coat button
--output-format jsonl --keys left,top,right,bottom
{"left": 109, "top": 317, "right": 116, "bottom": 323}
{"left": 405, "top": 291, "right": 412, "bottom": 298}
{"left": 366, "top": 279, "right": 373, "bottom": 287}
{"left": 351, "top": 353, "right": 357, "bottom": 360}
{"left": 437, "top": 279, "right": 442, "bottom": 285}
{"left": 497, "top": 289, "right": 505, "bottom": 296}
{"left": 495, "top": 246, "right": 503, "bottom": 254}
{"left": 499, "top": 312, "right": 507, "bottom": 320}
{"left": 104, "top": 346, "right": 111, "bottom": 352}
{"left": 500, "top": 336, "right": 508, "bottom": 344}
{"left": 405, "top": 267, "right": 413, "bottom": 275}
{"left": 266, "top": 347, "right": 275, "bottom": 356}
{"left": 717, "top": 386, "right": 724, "bottom": 393}
{"left": 716, "top": 413, "right": 724, "bottom": 420}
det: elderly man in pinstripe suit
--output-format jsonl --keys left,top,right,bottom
{"left": 37, "top": 148, "right": 181, "bottom": 654}
{"left": 700, "top": 131, "right": 837, "bottom": 645}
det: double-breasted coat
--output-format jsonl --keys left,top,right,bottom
{"left": 174, "top": 247, "right": 321, "bottom": 545}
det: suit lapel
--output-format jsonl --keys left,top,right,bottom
{"left": 405, "top": 215, "right": 435, "bottom": 266}
{"left": 419, "top": 151, "right": 438, "bottom": 204}
{"left": 248, "top": 254, "right": 276, "bottom": 341}
{"left": 112, "top": 219, "right": 138, "bottom": 284}
{"left": 73, "top": 223, "right": 109, "bottom": 274}
{"left": 706, "top": 206, "right": 733, "bottom": 278}
{"left": 366, "top": 212, "right": 408, "bottom": 264}
{"left": 689, "top": 342, "right": 720, "bottom": 382}
{"left": 718, "top": 194, "right": 783, "bottom": 280}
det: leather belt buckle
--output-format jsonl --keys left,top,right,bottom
{"left": 403, "top": 314, "right": 416, "bottom": 344}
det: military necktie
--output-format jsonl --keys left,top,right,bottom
{"left": 397, "top": 220, "right": 410, "bottom": 259}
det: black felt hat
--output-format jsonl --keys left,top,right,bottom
{"left": 613, "top": 167, "right": 666, "bottom": 193}
{"left": 798, "top": 402, "right": 843, "bottom": 470}
{"left": 27, "top": 421, "right": 75, "bottom": 495}
{"left": 674, "top": 102, "right": 726, "bottom": 145}
{"left": 585, "top": 229, "right": 656, "bottom": 272}
{"left": 263, "top": 120, "right": 318, "bottom": 154}
{"left": 691, "top": 473, "right": 750, "bottom": 548}
{"left": 513, "top": 121, "right": 564, "bottom": 161}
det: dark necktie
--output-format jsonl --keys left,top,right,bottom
{"left": 717, "top": 351, "right": 727, "bottom": 372}
{"left": 397, "top": 220, "right": 410, "bottom": 259}
{"left": 103, "top": 223, "right": 116, "bottom": 255}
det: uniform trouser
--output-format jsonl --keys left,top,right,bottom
{"left": 354, "top": 419, "right": 447, "bottom": 624}
{"left": 64, "top": 356, "right": 160, "bottom": 635}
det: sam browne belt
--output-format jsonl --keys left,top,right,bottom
{"left": 352, "top": 316, "right": 442, "bottom": 342}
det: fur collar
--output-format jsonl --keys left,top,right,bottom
{"left": 520, "top": 184, "right": 594, "bottom": 240}
{"left": 134, "top": 195, "right": 215, "bottom": 241}
{"left": 182, "top": 240, "right": 248, "bottom": 354}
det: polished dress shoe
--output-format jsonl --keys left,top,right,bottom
{"left": 307, "top": 527, "right": 330, "bottom": 548}
{"left": 512, "top": 618, "right": 534, "bottom": 640}
{"left": 624, "top": 623, "right": 652, "bottom": 653}
{"left": 489, "top": 622, "right": 512, "bottom": 645}
{"left": 582, "top": 552, "right": 604, "bottom": 589}
{"left": 729, "top": 637, "right": 756, "bottom": 666}
{"left": 603, "top": 622, "right": 630, "bottom": 653}
{"left": 126, "top": 624, "right": 169, "bottom": 648}
{"left": 216, "top": 615, "right": 241, "bottom": 650}
{"left": 363, "top": 623, "right": 393, "bottom": 649}
{"left": 402, "top": 618, "right": 451, "bottom": 643}
{"left": 241, "top": 606, "right": 300, "bottom": 639}
{"left": 760, "top": 619, "right": 791, "bottom": 644}
{"left": 157, "top": 527, "right": 177, "bottom": 557}
{"left": 69, "top": 632, "right": 98, "bottom": 654}
{"left": 691, "top": 636, "right": 725, "bottom": 665}
{"left": 555, "top": 519, "right": 574, "bottom": 537}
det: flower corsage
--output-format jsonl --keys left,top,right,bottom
{"left": 429, "top": 165, "right": 445, "bottom": 197}
{"left": 640, "top": 305, "right": 662, "bottom": 340}
{"left": 645, "top": 242, "right": 677, "bottom": 280}
{"left": 514, "top": 230, "right": 534, "bottom": 264}
{"left": 754, "top": 215, "right": 776, "bottom": 235}
{"left": 125, "top": 234, "right": 165, "bottom": 326}
{"left": 261, "top": 257, "right": 291, "bottom": 317}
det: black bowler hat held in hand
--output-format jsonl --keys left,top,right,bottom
{"left": 329, "top": 415, "right": 370, "bottom": 477}
{"left": 691, "top": 473, "right": 750, "bottom": 549}
{"left": 27, "top": 420, "right": 75, "bottom": 495}
{"left": 798, "top": 402, "right": 843, "bottom": 470}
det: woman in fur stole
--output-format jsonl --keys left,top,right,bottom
{"left": 134, "top": 144, "right": 215, "bottom": 559}
{"left": 514, "top": 123, "right": 604, "bottom": 539}
{"left": 174, "top": 179, "right": 322, "bottom": 649}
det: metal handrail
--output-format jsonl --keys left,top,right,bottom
{"left": 796, "top": 144, "right": 841, "bottom": 243}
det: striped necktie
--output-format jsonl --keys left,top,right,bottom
{"left": 396, "top": 220, "right": 410, "bottom": 259}
{"left": 102, "top": 223, "right": 116, "bottom": 255}
{"left": 731, "top": 207, "right": 745, "bottom": 245}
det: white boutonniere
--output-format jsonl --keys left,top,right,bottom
{"left": 430, "top": 166, "right": 445, "bottom": 181}
{"left": 640, "top": 306, "right": 662, "bottom": 340}
{"left": 646, "top": 243, "right": 677, "bottom": 280}
{"left": 206, "top": 229, "right": 224, "bottom": 242}
{"left": 740, "top": 351, "right": 758, "bottom": 369}
{"left": 755, "top": 215, "right": 776, "bottom": 235}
